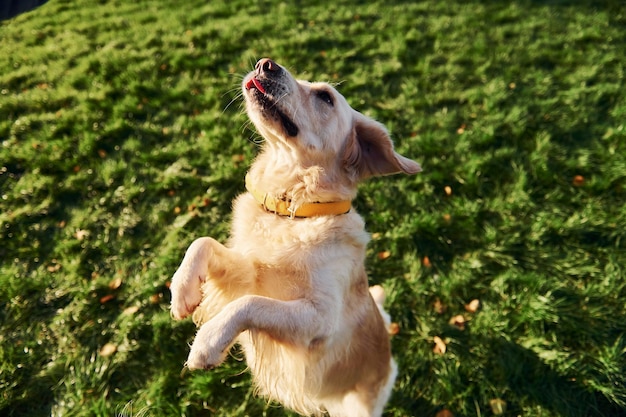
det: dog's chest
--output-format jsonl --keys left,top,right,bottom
{"left": 230, "top": 194, "right": 369, "bottom": 296}
{"left": 231, "top": 194, "right": 367, "bottom": 253}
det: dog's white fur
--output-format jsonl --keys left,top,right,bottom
{"left": 170, "top": 59, "right": 421, "bottom": 416}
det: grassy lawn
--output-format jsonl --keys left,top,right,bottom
{"left": 1, "top": 0, "right": 625, "bottom": 416}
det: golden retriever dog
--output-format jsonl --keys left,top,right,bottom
{"left": 169, "top": 58, "right": 421, "bottom": 416}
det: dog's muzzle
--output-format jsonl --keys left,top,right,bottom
{"left": 244, "top": 58, "right": 299, "bottom": 137}
{"left": 245, "top": 58, "right": 281, "bottom": 93}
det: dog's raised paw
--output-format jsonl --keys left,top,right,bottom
{"left": 186, "top": 321, "right": 233, "bottom": 370}
{"left": 186, "top": 344, "right": 227, "bottom": 371}
{"left": 170, "top": 293, "right": 201, "bottom": 320}
{"left": 169, "top": 278, "right": 203, "bottom": 320}
{"left": 185, "top": 357, "right": 216, "bottom": 371}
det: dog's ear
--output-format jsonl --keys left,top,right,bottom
{"left": 344, "top": 112, "right": 421, "bottom": 180}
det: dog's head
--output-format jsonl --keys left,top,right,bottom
{"left": 243, "top": 58, "right": 421, "bottom": 183}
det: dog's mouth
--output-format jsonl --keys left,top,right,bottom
{"left": 244, "top": 75, "right": 299, "bottom": 138}
{"left": 245, "top": 77, "right": 266, "bottom": 94}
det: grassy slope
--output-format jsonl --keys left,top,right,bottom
{"left": 1, "top": 0, "right": 625, "bottom": 416}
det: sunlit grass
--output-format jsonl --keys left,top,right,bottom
{"left": 1, "top": 0, "right": 625, "bottom": 416}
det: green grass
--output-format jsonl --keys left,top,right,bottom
{"left": 1, "top": 0, "right": 625, "bottom": 416}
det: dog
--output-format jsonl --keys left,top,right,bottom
{"left": 169, "top": 58, "right": 421, "bottom": 416}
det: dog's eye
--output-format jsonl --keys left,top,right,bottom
{"left": 316, "top": 90, "right": 334, "bottom": 106}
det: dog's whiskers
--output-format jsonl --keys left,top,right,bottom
{"left": 223, "top": 90, "right": 244, "bottom": 114}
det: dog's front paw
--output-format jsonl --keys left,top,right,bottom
{"left": 169, "top": 238, "right": 215, "bottom": 320}
{"left": 186, "top": 345, "right": 228, "bottom": 371}
{"left": 186, "top": 325, "right": 231, "bottom": 370}
{"left": 169, "top": 275, "right": 203, "bottom": 320}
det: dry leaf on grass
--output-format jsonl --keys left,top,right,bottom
{"left": 122, "top": 305, "right": 140, "bottom": 315}
{"left": 377, "top": 250, "right": 391, "bottom": 260}
{"left": 99, "top": 294, "right": 115, "bottom": 304}
{"left": 47, "top": 262, "right": 62, "bottom": 273}
{"left": 388, "top": 322, "right": 400, "bottom": 336}
{"left": 433, "top": 297, "right": 447, "bottom": 315}
{"left": 108, "top": 277, "right": 122, "bottom": 290}
{"left": 449, "top": 314, "right": 466, "bottom": 330}
{"left": 464, "top": 299, "right": 481, "bottom": 313}
{"left": 433, "top": 336, "right": 447, "bottom": 355}
{"left": 435, "top": 409, "right": 454, "bottom": 417}
{"left": 75, "top": 229, "right": 88, "bottom": 240}
{"left": 99, "top": 342, "right": 117, "bottom": 357}
{"left": 572, "top": 175, "right": 585, "bottom": 186}
{"left": 489, "top": 398, "right": 507, "bottom": 415}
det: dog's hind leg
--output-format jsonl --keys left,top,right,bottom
{"left": 323, "top": 358, "right": 398, "bottom": 417}
{"left": 369, "top": 285, "right": 391, "bottom": 328}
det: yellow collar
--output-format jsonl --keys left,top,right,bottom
{"left": 245, "top": 174, "right": 351, "bottom": 218}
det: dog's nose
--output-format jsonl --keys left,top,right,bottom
{"left": 256, "top": 58, "right": 280, "bottom": 75}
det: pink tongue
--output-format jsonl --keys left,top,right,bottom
{"left": 246, "top": 78, "right": 266, "bottom": 94}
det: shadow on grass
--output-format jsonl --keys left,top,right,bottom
{"left": 509, "top": 0, "right": 622, "bottom": 8}
{"left": 456, "top": 0, "right": 622, "bottom": 9}
{"left": 482, "top": 338, "right": 623, "bottom": 417}
{"left": 0, "top": 282, "right": 71, "bottom": 417}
